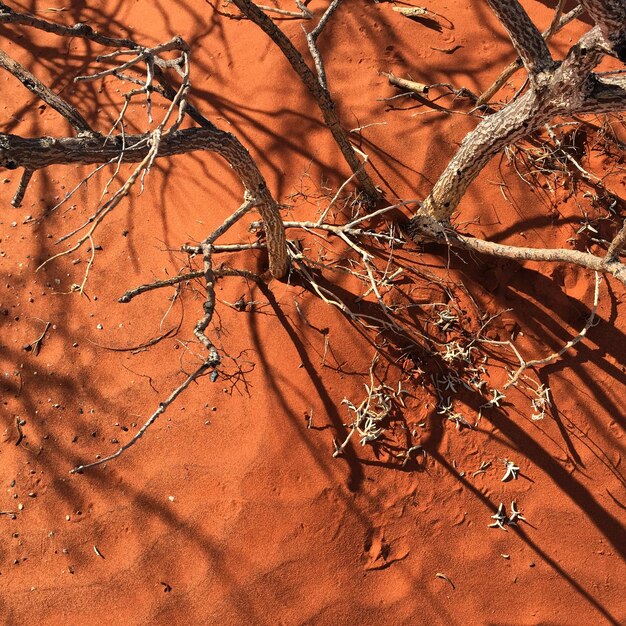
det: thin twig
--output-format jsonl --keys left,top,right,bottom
{"left": 69, "top": 361, "right": 211, "bottom": 473}
{"left": 256, "top": 1, "right": 312, "bottom": 19}
{"left": 505, "top": 272, "right": 601, "bottom": 388}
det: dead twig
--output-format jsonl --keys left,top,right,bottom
{"left": 69, "top": 361, "right": 212, "bottom": 473}
{"left": 504, "top": 272, "right": 601, "bottom": 388}
{"left": 24, "top": 321, "right": 51, "bottom": 356}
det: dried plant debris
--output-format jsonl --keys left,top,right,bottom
{"left": 488, "top": 501, "right": 527, "bottom": 531}
{"left": 501, "top": 459, "right": 520, "bottom": 482}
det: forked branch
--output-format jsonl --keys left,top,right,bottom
{"left": 230, "top": 0, "right": 379, "bottom": 201}
{"left": 486, "top": 0, "right": 554, "bottom": 78}
{"left": 411, "top": 5, "right": 626, "bottom": 222}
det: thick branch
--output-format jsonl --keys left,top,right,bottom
{"left": 578, "top": 75, "right": 626, "bottom": 113}
{"left": 486, "top": 0, "right": 554, "bottom": 77}
{"left": 477, "top": 4, "right": 584, "bottom": 106}
{"left": 415, "top": 18, "right": 626, "bottom": 222}
{"left": 0, "top": 128, "right": 288, "bottom": 278}
{"left": 579, "top": 0, "right": 626, "bottom": 59}
{"left": 420, "top": 90, "right": 552, "bottom": 219}
{"left": 11, "top": 168, "right": 33, "bottom": 207}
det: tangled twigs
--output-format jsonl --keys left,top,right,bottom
{"left": 72, "top": 199, "right": 262, "bottom": 472}
{"left": 69, "top": 361, "right": 212, "bottom": 474}
{"left": 332, "top": 355, "right": 394, "bottom": 457}
{"left": 0, "top": 7, "right": 288, "bottom": 277}
{"left": 503, "top": 273, "right": 601, "bottom": 389}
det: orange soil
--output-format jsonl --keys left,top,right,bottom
{"left": 1, "top": 1, "right": 625, "bottom": 624}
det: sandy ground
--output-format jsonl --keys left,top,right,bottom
{"left": 1, "top": 0, "right": 625, "bottom": 624}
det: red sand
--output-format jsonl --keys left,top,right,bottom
{"left": 1, "top": 1, "right": 625, "bottom": 624}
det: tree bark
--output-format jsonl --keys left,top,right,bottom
{"left": 411, "top": 4, "right": 626, "bottom": 223}
{"left": 0, "top": 127, "right": 290, "bottom": 278}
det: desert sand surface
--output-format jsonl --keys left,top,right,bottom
{"left": 1, "top": 0, "right": 625, "bottom": 624}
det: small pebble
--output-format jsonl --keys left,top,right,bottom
{"left": 96, "top": 324, "right": 103, "bottom": 330}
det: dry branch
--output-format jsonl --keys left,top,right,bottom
{"left": 230, "top": 0, "right": 380, "bottom": 201}
{"left": 69, "top": 361, "right": 212, "bottom": 473}
{"left": 382, "top": 72, "right": 429, "bottom": 95}
{"left": 410, "top": 4, "right": 626, "bottom": 223}
{"left": 0, "top": 128, "right": 287, "bottom": 279}
{"left": 485, "top": 0, "right": 554, "bottom": 78}
{"left": 504, "top": 273, "right": 601, "bottom": 388}
{"left": 405, "top": 217, "right": 626, "bottom": 286}
{"left": 476, "top": 4, "right": 583, "bottom": 106}
{"left": 0, "top": 50, "right": 94, "bottom": 134}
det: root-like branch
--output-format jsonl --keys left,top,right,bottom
{"left": 405, "top": 218, "right": 626, "bottom": 285}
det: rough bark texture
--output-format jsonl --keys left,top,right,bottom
{"left": 0, "top": 127, "right": 289, "bottom": 277}
{"left": 414, "top": 0, "right": 626, "bottom": 222}
{"left": 485, "top": 0, "right": 554, "bottom": 77}
{"left": 0, "top": 2, "right": 289, "bottom": 278}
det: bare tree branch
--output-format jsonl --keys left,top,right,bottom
{"left": 477, "top": 4, "right": 584, "bottom": 106}
{"left": 69, "top": 360, "right": 212, "bottom": 474}
{"left": 504, "top": 272, "right": 602, "bottom": 388}
{"left": 0, "top": 2, "right": 137, "bottom": 48}
{"left": 257, "top": 1, "right": 312, "bottom": 19}
{"left": 405, "top": 217, "right": 626, "bottom": 285}
{"left": 578, "top": 76, "right": 626, "bottom": 113}
{"left": 579, "top": 0, "right": 626, "bottom": 59}
{"left": 486, "top": 0, "right": 554, "bottom": 78}
{"left": 11, "top": 168, "right": 33, "bottom": 207}
{"left": 0, "top": 49, "right": 94, "bottom": 134}
{"left": 411, "top": 5, "right": 626, "bottom": 223}
{"left": 606, "top": 219, "right": 626, "bottom": 262}
{"left": 0, "top": 125, "right": 288, "bottom": 277}
{"left": 230, "top": 0, "right": 379, "bottom": 201}
{"left": 304, "top": 0, "right": 342, "bottom": 90}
